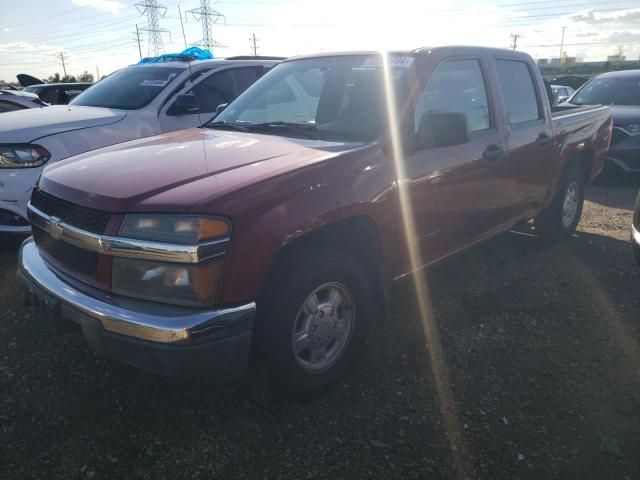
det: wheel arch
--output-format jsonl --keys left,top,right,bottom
{"left": 255, "top": 214, "right": 385, "bottom": 318}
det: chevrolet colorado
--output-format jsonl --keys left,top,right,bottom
{"left": 19, "top": 47, "right": 612, "bottom": 397}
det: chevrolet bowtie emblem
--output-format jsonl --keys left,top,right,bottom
{"left": 47, "top": 216, "right": 64, "bottom": 240}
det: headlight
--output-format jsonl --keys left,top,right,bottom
{"left": 622, "top": 123, "right": 640, "bottom": 135}
{"left": 119, "top": 214, "right": 230, "bottom": 243}
{"left": 112, "top": 258, "right": 221, "bottom": 307}
{"left": 0, "top": 144, "right": 50, "bottom": 168}
{"left": 113, "top": 214, "right": 230, "bottom": 306}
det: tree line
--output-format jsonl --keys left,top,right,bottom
{"left": 47, "top": 70, "right": 95, "bottom": 83}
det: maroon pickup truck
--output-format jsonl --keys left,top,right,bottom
{"left": 19, "top": 47, "right": 612, "bottom": 397}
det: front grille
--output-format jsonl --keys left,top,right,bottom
{"left": 31, "top": 189, "right": 110, "bottom": 234}
{"left": 33, "top": 227, "right": 100, "bottom": 279}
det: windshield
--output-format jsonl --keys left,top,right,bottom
{"left": 571, "top": 76, "right": 640, "bottom": 106}
{"left": 213, "top": 54, "right": 413, "bottom": 141}
{"left": 70, "top": 66, "right": 182, "bottom": 110}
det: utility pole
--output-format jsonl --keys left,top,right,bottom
{"left": 178, "top": 4, "right": 188, "bottom": 49}
{"left": 559, "top": 26, "right": 566, "bottom": 61}
{"left": 95, "top": 66, "right": 100, "bottom": 80}
{"left": 135, "top": 0, "right": 169, "bottom": 57}
{"left": 249, "top": 32, "right": 258, "bottom": 56}
{"left": 187, "top": 0, "right": 225, "bottom": 52}
{"left": 59, "top": 52, "right": 68, "bottom": 77}
{"left": 510, "top": 33, "right": 519, "bottom": 51}
{"left": 134, "top": 24, "right": 143, "bottom": 60}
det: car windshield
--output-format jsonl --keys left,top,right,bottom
{"left": 570, "top": 76, "right": 640, "bottom": 106}
{"left": 212, "top": 54, "right": 414, "bottom": 141}
{"left": 70, "top": 66, "right": 182, "bottom": 110}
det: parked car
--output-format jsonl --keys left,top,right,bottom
{"left": 0, "top": 57, "right": 280, "bottom": 233}
{"left": 22, "top": 83, "right": 93, "bottom": 105}
{"left": 563, "top": 70, "right": 640, "bottom": 174}
{"left": 19, "top": 47, "right": 612, "bottom": 397}
{"left": 0, "top": 90, "right": 48, "bottom": 112}
{"left": 551, "top": 84, "right": 575, "bottom": 105}
{"left": 633, "top": 190, "right": 640, "bottom": 266}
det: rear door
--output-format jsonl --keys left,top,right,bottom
{"left": 159, "top": 66, "right": 266, "bottom": 132}
{"left": 404, "top": 52, "right": 507, "bottom": 263}
{"left": 490, "top": 57, "right": 556, "bottom": 222}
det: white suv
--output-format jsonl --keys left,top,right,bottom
{"left": 0, "top": 57, "right": 280, "bottom": 234}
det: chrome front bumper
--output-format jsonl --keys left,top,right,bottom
{"left": 19, "top": 238, "right": 255, "bottom": 344}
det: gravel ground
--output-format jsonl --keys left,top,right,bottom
{"left": 1, "top": 179, "right": 639, "bottom": 480}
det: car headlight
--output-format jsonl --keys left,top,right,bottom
{"left": 0, "top": 144, "right": 50, "bottom": 168}
{"left": 119, "top": 214, "right": 230, "bottom": 243}
{"left": 622, "top": 123, "right": 640, "bottom": 135}
{"left": 113, "top": 214, "right": 230, "bottom": 307}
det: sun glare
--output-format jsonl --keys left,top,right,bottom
{"left": 380, "top": 50, "right": 474, "bottom": 479}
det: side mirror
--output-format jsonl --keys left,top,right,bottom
{"left": 415, "top": 111, "right": 470, "bottom": 149}
{"left": 556, "top": 95, "right": 569, "bottom": 104}
{"left": 216, "top": 103, "right": 228, "bottom": 115}
{"left": 168, "top": 94, "right": 200, "bottom": 115}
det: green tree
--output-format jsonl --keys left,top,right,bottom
{"left": 61, "top": 75, "right": 77, "bottom": 83}
{"left": 47, "top": 73, "right": 61, "bottom": 83}
{"left": 77, "top": 71, "right": 94, "bottom": 82}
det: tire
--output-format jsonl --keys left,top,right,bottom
{"left": 534, "top": 165, "right": 585, "bottom": 241}
{"left": 259, "top": 248, "right": 371, "bottom": 399}
{"left": 634, "top": 242, "right": 640, "bottom": 267}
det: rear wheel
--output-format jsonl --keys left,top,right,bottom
{"left": 534, "top": 165, "right": 585, "bottom": 240}
{"left": 260, "top": 248, "right": 371, "bottom": 399}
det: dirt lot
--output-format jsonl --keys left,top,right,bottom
{"left": 1, "top": 180, "right": 639, "bottom": 480}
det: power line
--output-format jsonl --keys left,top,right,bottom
{"left": 136, "top": 0, "right": 170, "bottom": 57}
{"left": 187, "top": 0, "right": 226, "bottom": 51}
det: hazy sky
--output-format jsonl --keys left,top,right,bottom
{"left": 1, "top": 0, "right": 639, "bottom": 82}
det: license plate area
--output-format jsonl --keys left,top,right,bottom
{"left": 26, "top": 285, "right": 78, "bottom": 334}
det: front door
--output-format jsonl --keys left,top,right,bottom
{"left": 403, "top": 55, "right": 506, "bottom": 265}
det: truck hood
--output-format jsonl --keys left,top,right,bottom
{"left": 0, "top": 105, "right": 126, "bottom": 143}
{"left": 608, "top": 105, "right": 640, "bottom": 126}
{"left": 40, "top": 127, "right": 357, "bottom": 212}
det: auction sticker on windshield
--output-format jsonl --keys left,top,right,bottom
{"left": 140, "top": 79, "right": 169, "bottom": 87}
{"left": 361, "top": 55, "right": 415, "bottom": 68}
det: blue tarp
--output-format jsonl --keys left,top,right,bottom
{"left": 138, "top": 47, "right": 214, "bottom": 64}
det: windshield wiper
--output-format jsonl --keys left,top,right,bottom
{"left": 205, "top": 121, "right": 251, "bottom": 132}
{"left": 245, "top": 121, "right": 324, "bottom": 139}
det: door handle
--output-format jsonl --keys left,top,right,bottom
{"left": 482, "top": 144, "right": 504, "bottom": 161}
{"left": 536, "top": 133, "right": 552, "bottom": 147}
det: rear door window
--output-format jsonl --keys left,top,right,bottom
{"left": 495, "top": 60, "right": 541, "bottom": 124}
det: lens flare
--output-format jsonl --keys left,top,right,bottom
{"left": 380, "top": 50, "right": 474, "bottom": 479}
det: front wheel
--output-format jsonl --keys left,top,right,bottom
{"left": 259, "top": 248, "right": 371, "bottom": 399}
{"left": 534, "top": 165, "right": 585, "bottom": 240}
